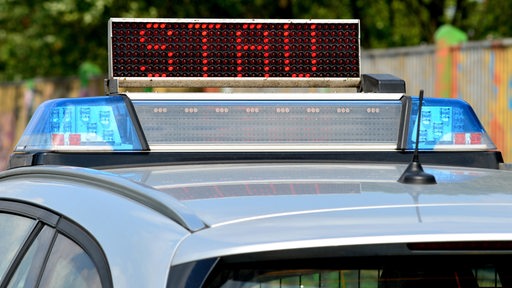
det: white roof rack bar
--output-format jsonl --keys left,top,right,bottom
{"left": 115, "top": 77, "right": 360, "bottom": 89}
{"left": 124, "top": 92, "right": 404, "bottom": 101}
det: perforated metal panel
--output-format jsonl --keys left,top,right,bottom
{"left": 132, "top": 99, "right": 402, "bottom": 151}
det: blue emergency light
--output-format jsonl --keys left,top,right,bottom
{"left": 407, "top": 97, "right": 493, "bottom": 150}
{"left": 15, "top": 96, "right": 146, "bottom": 152}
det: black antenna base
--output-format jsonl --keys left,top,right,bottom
{"left": 398, "top": 160, "right": 437, "bottom": 184}
{"left": 398, "top": 89, "right": 437, "bottom": 185}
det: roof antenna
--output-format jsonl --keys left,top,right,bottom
{"left": 398, "top": 90, "right": 437, "bottom": 184}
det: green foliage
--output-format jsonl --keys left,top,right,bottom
{"left": 471, "top": 0, "right": 512, "bottom": 39}
{"left": 0, "top": 0, "right": 510, "bottom": 81}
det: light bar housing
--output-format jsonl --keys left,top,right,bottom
{"left": 132, "top": 94, "right": 403, "bottom": 151}
{"left": 13, "top": 94, "right": 496, "bottom": 153}
{"left": 108, "top": 18, "right": 360, "bottom": 92}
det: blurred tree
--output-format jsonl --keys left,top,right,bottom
{"left": 471, "top": 0, "right": 512, "bottom": 39}
{"left": 0, "top": 0, "right": 510, "bottom": 82}
{"left": 0, "top": 0, "right": 110, "bottom": 81}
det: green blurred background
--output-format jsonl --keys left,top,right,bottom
{"left": 0, "top": 0, "right": 510, "bottom": 82}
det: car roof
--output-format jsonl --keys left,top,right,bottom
{"left": 102, "top": 162, "right": 512, "bottom": 264}
{"left": 3, "top": 161, "right": 512, "bottom": 270}
{"left": 106, "top": 162, "right": 509, "bottom": 225}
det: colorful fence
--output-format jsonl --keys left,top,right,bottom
{"left": 1, "top": 39, "right": 512, "bottom": 169}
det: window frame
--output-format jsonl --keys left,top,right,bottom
{"left": 0, "top": 199, "right": 113, "bottom": 288}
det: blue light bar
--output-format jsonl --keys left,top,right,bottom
{"left": 13, "top": 95, "right": 496, "bottom": 153}
{"left": 407, "top": 97, "right": 495, "bottom": 150}
{"left": 15, "top": 96, "right": 146, "bottom": 152}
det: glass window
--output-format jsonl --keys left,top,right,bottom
{"left": 0, "top": 214, "right": 35, "bottom": 281}
{"left": 0, "top": 201, "right": 110, "bottom": 288}
{"left": 209, "top": 269, "right": 381, "bottom": 288}
{"left": 7, "top": 226, "right": 55, "bottom": 288}
{"left": 38, "top": 234, "right": 101, "bottom": 288}
{"left": 205, "top": 260, "right": 510, "bottom": 288}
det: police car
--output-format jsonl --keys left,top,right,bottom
{"left": 0, "top": 18, "right": 511, "bottom": 288}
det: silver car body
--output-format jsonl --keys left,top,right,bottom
{"left": 2, "top": 162, "right": 512, "bottom": 286}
